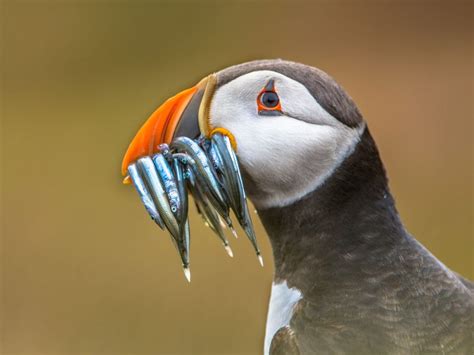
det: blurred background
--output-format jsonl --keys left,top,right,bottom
{"left": 1, "top": 0, "right": 472, "bottom": 354}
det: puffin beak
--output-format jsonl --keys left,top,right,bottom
{"left": 121, "top": 74, "right": 217, "bottom": 178}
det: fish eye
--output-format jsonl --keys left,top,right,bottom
{"left": 260, "top": 92, "right": 280, "bottom": 108}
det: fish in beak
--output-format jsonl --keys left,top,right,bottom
{"left": 121, "top": 74, "right": 261, "bottom": 280}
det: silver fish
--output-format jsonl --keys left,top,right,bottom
{"left": 179, "top": 219, "right": 191, "bottom": 280}
{"left": 205, "top": 141, "right": 234, "bottom": 207}
{"left": 210, "top": 134, "right": 243, "bottom": 215}
{"left": 203, "top": 139, "right": 233, "bottom": 205}
{"left": 167, "top": 220, "right": 191, "bottom": 282}
{"left": 200, "top": 138, "right": 226, "bottom": 181}
{"left": 171, "top": 138, "right": 234, "bottom": 229}
{"left": 127, "top": 163, "right": 165, "bottom": 229}
{"left": 171, "top": 157, "right": 189, "bottom": 226}
{"left": 171, "top": 138, "right": 228, "bottom": 211}
{"left": 211, "top": 133, "right": 261, "bottom": 261}
{"left": 171, "top": 157, "right": 192, "bottom": 272}
{"left": 201, "top": 202, "right": 233, "bottom": 257}
{"left": 182, "top": 219, "right": 191, "bottom": 281}
{"left": 207, "top": 141, "right": 225, "bottom": 177}
{"left": 153, "top": 153, "right": 180, "bottom": 217}
{"left": 187, "top": 168, "right": 233, "bottom": 257}
{"left": 142, "top": 155, "right": 191, "bottom": 278}
{"left": 137, "top": 157, "right": 179, "bottom": 239}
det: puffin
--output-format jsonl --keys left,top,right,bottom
{"left": 122, "top": 59, "right": 474, "bottom": 354}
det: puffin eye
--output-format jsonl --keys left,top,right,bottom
{"left": 257, "top": 79, "right": 282, "bottom": 115}
{"left": 260, "top": 92, "right": 279, "bottom": 108}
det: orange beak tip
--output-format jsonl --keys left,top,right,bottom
{"left": 121, "top": 86, "right": 199, "bottom": 177}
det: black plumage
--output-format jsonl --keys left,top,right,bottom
{"left": 257, "top": 128, "right": 473, "bottom": 353}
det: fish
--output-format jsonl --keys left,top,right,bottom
{"left": 180, "top": 219, "right": 191, "bottom": 280}
{"left": 171, "top": 137, "right": 233, "bottom": 228}
{"left": 127, "top": 163, "right": 165, "bottom": 229}
{"left": 199, "top": 138, "right": 226, "bottom": 180}
{"left": 167, "top": 221, "right": 191, "bottom": 282}
{"left": 202, "top": 139, "right": 232, "bottom": 206}
{"left": 137, "top": 157, "right": 180, "bottom": 239}
{"left": 210, "top": 133, "right": 261, "bottom": 260}
{"left": 138, "top": 156, "right": 193, "bottom": 272}
{"left": 153, "top": 153, "right": 180, "bottom": 218}
{"left": 209, "top": 134, "right": 242, "bottom": 215}
{"left": 206, "top": 139, "right": 235, "bottom": 206}
{"left": 171, "top": 157, "right": 189, "bottom": 226}
{"left": 171, "top": 157, "right": 192, "bottom": 275}
{"left": 187, "top": 168, "right": 233, "bottom": 257}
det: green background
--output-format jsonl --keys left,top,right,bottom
{"left": 1, "top": 1, "right": 472, "bottom": 354}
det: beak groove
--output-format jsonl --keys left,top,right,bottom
{"left": 198, "top": 73, "right": 217, "bottom": 138}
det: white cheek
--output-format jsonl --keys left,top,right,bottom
{"left": 210, "top": 71, "right": 363, "bottom": 209}
{"left": 228, "top": 117, "right": 360, "bottom": 208}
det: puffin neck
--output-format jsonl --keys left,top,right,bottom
{"left": 257, "top": 128, "right": 406, "bottom": 290}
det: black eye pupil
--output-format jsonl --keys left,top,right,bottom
{"left": 261, "top": 92, "right": 279, "bottom": 108}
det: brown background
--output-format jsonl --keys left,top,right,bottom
{"left": 1, "top": 1, "right": 472, "bottom": 354}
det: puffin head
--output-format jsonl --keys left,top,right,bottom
{"left": 122, "top": 59, "right": 366, "bottom": 209}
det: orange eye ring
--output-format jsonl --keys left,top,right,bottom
{"left": 257, "top": 79, "right": 282, "bottom": 114}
